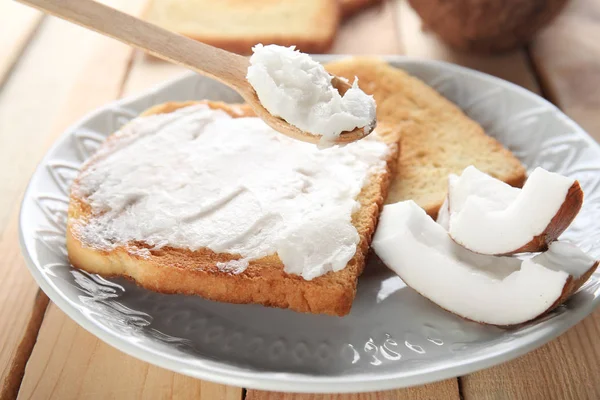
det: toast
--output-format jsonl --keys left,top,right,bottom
{"left": 144, "top": 0, "right": 339, "bottom": 55}
{"left": 339, "top": 0, "right": 383, "bottom": 18}
{"left": 66, "top": 101, "right": 400, "bottom": 316}
{"left": 325, "top": 58, "right": 526, "bottom": 218}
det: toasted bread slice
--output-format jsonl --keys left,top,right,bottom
{"left": 325, "top": 58, "right": 526, "bottom": 218}
{"left": 144, "top": 0, "right": 339, "bottom": 55}
{"left": 67, "top": 101, "right": 400, "bottom": 316}
{"left": 339, "top": 0, "right": 383, "bottom": 18}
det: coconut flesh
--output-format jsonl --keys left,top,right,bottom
{"left": 373, "top": 200, "right": 597, "bottom": 326}
{"left": 439, "top": 166, "right": 583, "bottom": 255}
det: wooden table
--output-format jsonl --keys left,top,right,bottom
{"left": 1, "top": 1, "right": 599, "bottom": 399}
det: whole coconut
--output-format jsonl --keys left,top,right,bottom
{"left": 408, "top": 0, "right": 569, "bottom": 53}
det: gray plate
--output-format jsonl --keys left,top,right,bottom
{"left": 19, "top": 57, "right": 600, "bottom": 393}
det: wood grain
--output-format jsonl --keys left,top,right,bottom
{"left": 246, "top": 380, "right": 460, "bottom": 400}
{"left": 7, "top": 0, "right": 598, "bottom": 399}
{"left": 0, "top": 2, "right": 42, "bottom": 87}
{"left": 0, "top": 0, "right": 146, "bottom": 396}
{"left": 332, "top": 0, "right": 402, "bottom": 54}
{"left": 460, "top": 0, "right": 600, "bottom": 398}
{"left": 0, "top": 0, "right": 148, "bottom": 398}
{"left": 0, "top": 13, "right": 133, "bottom": 235}
{"left": 17, "top": 305, "right": 241, "bottom": 400}
{"left": 529, "top": 0, "right": 600, "bottom": 142}
{"left": 18, "top": 0, "right": 250, "bottom": 92}
{"left": 0, "top": 15, "right": 98, "bottom": 399}
{"left": 462, "top": 311, "right": 600, "bottom": 400}
{"left": 0, "top": 216, "right": 49, "bottom": 400}
{"left": 396, "top": 1, "right": 539, "bottom": 92}
{"left": 17, "top": 23, "right": 242, "bottom": 400}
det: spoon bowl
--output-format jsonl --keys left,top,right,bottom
{"left": 240, "top": 78, "right": 375, "bottom": 145}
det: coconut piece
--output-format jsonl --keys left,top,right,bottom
{"left": 372, "top": 200, "right": 598, "bottom": 326}
{"left": 436, "top": 174, "right": 461, "bottom": 230}
{"left": 436, "top": 195, "right": 450, "bottom": 230}
{"left": 407, "top": 0, "right": 569, "bottom": 53}
{"left": 446, "top": 166, "right": 583, "bottom": 255}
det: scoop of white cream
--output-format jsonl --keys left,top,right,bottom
{"left": 246, "top": 44, "right": 376, "bottom": 144}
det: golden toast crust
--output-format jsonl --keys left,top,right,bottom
{"left": 325, "top": 57, "right": 526, "bottom": 219}
{"left": 67, "top": 100, "right": 401, "bottom": 316}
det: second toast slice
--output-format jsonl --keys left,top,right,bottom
{"left": 326, "top": 58, "right": 526, "bottom": 217}
{"left": 144, "top": 0, "right": 340, "bottom": 54}
{"left": 67, "top": 101, "right": 400, "bottom": 316}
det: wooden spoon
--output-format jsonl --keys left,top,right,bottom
{"left": 16, "top": 0, "right": 375, "bottom": 145}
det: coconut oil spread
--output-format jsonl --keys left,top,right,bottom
{"left": 72, "top": 104, "right": 390, "bottom": 280}
{"left": 247, "top": 44, "right": 376, "bottom": 144}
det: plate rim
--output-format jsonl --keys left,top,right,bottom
{"left": 18, "top": 55, "right": 600, "bottom": 393}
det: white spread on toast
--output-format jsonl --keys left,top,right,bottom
{"left": 246, "top": 44, "right": 376, "bottom": 144}
{"left": 73, "top": 104, "right": 389, "bottom": 280}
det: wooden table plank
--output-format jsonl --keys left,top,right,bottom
{"left": 0, "top": 216, "right": 48, "bottom": 400}
{"left": 17, "top": 306, "right": 241, "bottom": 400}
{"left": 529, "top": 0, "right": 600, "bottom": 142}
{"left": 0, "top": 2, "right": 42, "bottom": 88}
{"left": 0, "top": 1, "right": 150, "bottom": 398}
{"left": 462, "top": 312, "right": 600, "bottom": 400}
{"left": 0, "top": 15, "right": 101, "bottom": 397}
{"left": 0, "top": 4, "right": 144, "bottom": 397}
{"left": 0, "top": 14, "right": 134, "bottom": 235}
{"left": 246, "top": 380, "right": 460, "bottom": 400}
{"left": 460, "top": 0, "right": 600, "bottom": 398}
{"left": 11, "top": 0, "right": 598, "bottom": 399}
{"left": 17, "top": 37, "right": 243, "bottom": 400}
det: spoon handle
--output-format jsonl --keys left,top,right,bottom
{"left": 16, "top": 0, "right": 250, "bottom": 91}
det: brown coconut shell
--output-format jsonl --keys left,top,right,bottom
{"left": 510, "top": 181, "right": 584, "bottom": 255}
{"left": 408, "top": 0, "right": 569, "bottom": 53}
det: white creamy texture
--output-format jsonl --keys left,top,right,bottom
{"left": 436, "top": 170, "right": 519, "bottom": 229}
{"left": 373, "top": 201, "right": 595, "bottom": 326}
{"left": 74, "top": 104, "right": 389, "bottom": 280}
{"left": 246, "top": 44, "right": 376, "bottom": 143}
{"left": 448, "top": 166, "right": 576, "bottom": 255}
{"left": 435, "top": 176, "right": 455, "bottom": 230}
